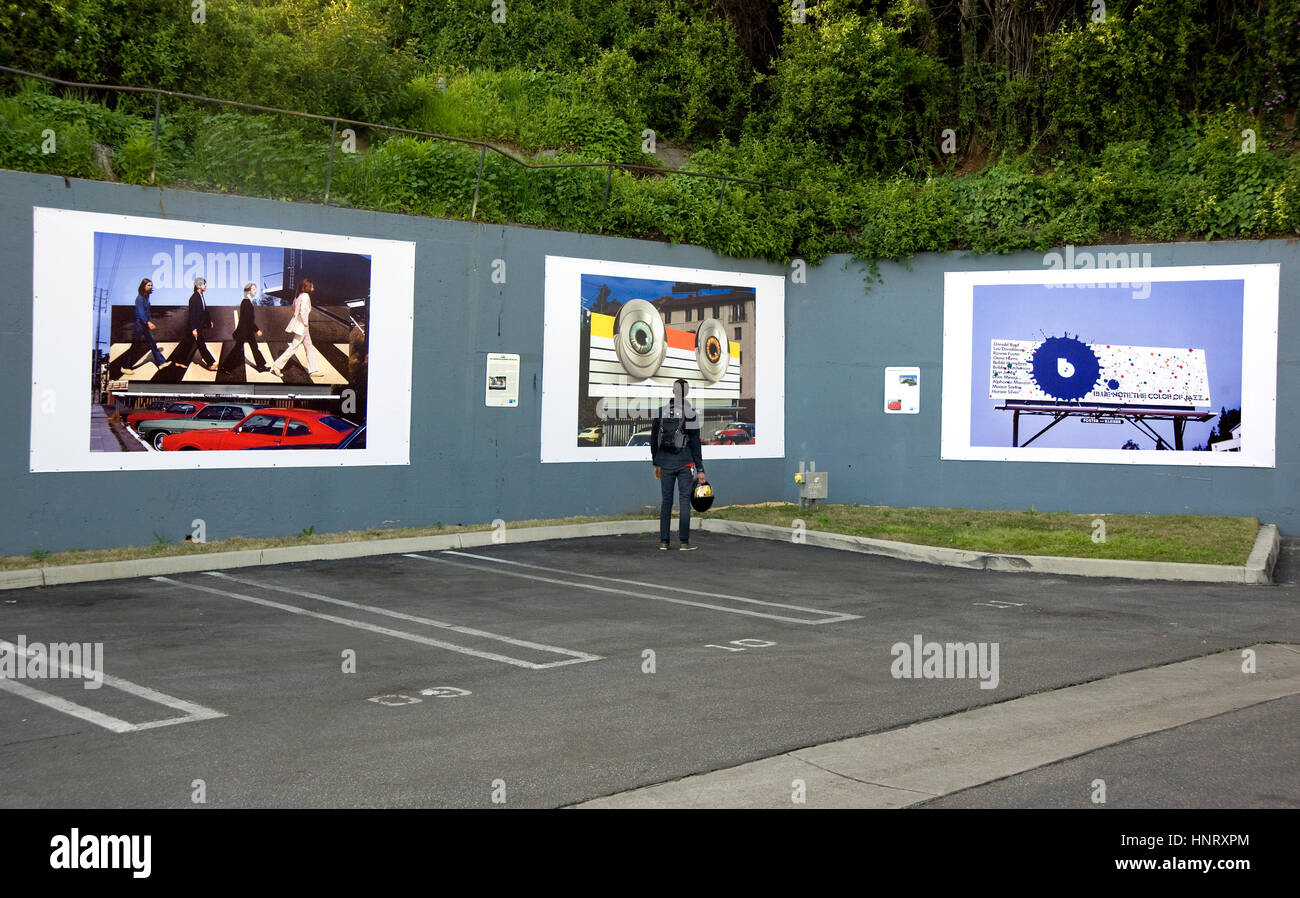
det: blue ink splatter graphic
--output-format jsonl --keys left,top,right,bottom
{"left": 1030, "top": 334, "right": 1102, "bottom": 401}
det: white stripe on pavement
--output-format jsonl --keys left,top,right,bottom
{"left": 0, "top": 638, "right": 224, "bottom": 734}
{"left": 407, "top": 552, "right": 860, "bottom": 625}
{"left": 152, "top": 576, "right": 599, "bottom": 670}
{"left": 204, "top": 570, "right": 600, "bottom": 664}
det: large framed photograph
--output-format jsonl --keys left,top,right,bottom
{"left": 942, "top": 263, "right": 1279, "bottom": 467}
{"left": 541, "top": 256, "right": 785, "bottom": 463}
{"left": 30, "top": 208, "right": 415, "bottom": 471}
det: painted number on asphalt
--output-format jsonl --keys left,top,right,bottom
{"left": 705, "top": 639, "right": 777, "bottom": 652}
{"left": 368, "top": 686, "right": 472, "bottom": 706}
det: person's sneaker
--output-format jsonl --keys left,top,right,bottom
{"left": 660, "top": 541, "right": 670, "bottom": 551}
{"left": 679, "top": 543, "right": 697, "bottom": 551}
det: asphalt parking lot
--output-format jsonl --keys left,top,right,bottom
{"left": 1, "top": 532, "right": 1297, "bottom": 808}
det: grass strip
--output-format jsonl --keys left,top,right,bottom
{"left": 2, "top": 504, "right": 1259, "bottom": 571}
{"left": 709, "top": 504, "right": 1259, "bottom": 566}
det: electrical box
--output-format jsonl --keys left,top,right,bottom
{"left": 795, "top": 461, "right": 829, "bottom": 505}
{"left": 799, "top": 470, "right": 828, "bottom": 500}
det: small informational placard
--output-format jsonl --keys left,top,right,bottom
{"left": 884, "top": 366, "right": 920, "bottom": 414}
{"left": 486, "top": 353, "right": 520, "bottom": 407}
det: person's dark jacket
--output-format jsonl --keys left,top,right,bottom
{"left": 650, "top": 398, "right": 705, "bottom": 472}
{"left": 133, "top": 292, "right": 152, "bottom": 338}
{"left": 187, "top": 290, "right": 212, "bottom": 333}
{"left": 232, "top": 297, "right": 259, "bottom": 340}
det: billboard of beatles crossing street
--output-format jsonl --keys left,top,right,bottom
{"left": 540, "top": 256, "right": 785, "bottom": 463}
{"left": 941, "top": 263, "right": 1279, "bottom": 467}
{"left": 30, "top": 208, "right": 414, "bottom": 472}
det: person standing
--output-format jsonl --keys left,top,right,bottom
{"left": 117, "top": 278, "right": 170, "bottom": 373}
{"left": 346, "top": 316, "right": 368, "bottom": 420}
{"left": 172, "top": 276, "right": 218, "bottom": 370}
{"left": 651, "top": 378, "right": 707, "bottom": 551}
{"left": 271, "top": 279, "right": 322, "bottom": 377}
{"left": 219, "top": 282, "right": 268, "bottom": 375}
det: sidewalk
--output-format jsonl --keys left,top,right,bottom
{"left": 89, "top": 401, "right": 120, "bottom": 452}
{"left": 573, "top": 644, "right": 1300, "bottom": 808}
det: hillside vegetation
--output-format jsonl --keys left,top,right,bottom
{"left": 2, "top": 0, "right": 1297, "bottom": 266}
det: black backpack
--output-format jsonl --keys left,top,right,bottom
{"left": 658, "top": 402, "right": 690, "bottom": 452}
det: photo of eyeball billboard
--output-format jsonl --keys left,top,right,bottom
{"left": 941, "top": 264, "right": 1279, "bottom": 466}
{"left": 541, "top": 256, "right": 785, "bottom": 463}
{"left": 30, "top": 207, "right": 415, "bottom": 472}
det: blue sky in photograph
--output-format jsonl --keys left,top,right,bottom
{"left": 580, "top": 274, "right": 749, "bottom": 309}
{"left": 92, "top": 232, "right": 288, "bottom": 354}
{"left": 94, "top": 233, "right": 284, "bottom": 308}
{"left": 968, "top": 279, "right": 1245, "bottom": 451}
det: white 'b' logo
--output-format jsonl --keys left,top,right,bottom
{"left": 1057, "top": 358, "right": 1075, "bottom": 378}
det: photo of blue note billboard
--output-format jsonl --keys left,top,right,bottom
{"left": 941, "top": 265, "right": 1279, "bottom": 467}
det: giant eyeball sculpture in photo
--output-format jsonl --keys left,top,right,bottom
{"left": 614, "top": 299, "right": 667, "bottom": 379}
{"left": 694, "top": 318, "right": 728, "bottom": 384}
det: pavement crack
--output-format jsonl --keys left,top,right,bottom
{"left": 788, "top": 752, "right": 939, "bottom": 797}
{"left": 1, "top": 730, "right": 84, "bottom": 748}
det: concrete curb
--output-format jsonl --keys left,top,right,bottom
{"left": 0, "top": 518, "right": 1278, "bottom": 591}
{"left": 0, "top": 520, "right": 664, "bottom": 591}
{"left": 698, "top": 518, "right": 1278, "bottom": 585}
{"left": 1245, "top": 524, "right": 1281, "bottom": 585}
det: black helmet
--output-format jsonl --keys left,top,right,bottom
{"left": 690, "top": 479, "right": 715, "bottom": 513}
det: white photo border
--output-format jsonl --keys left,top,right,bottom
{"left": 30, "top": 207, "right": 415, "bottom": 472}
{"left": 541, "top": 255, "right": 786, "bottom": 463}
{"left": 941, "top": 263, "right": 1279, "bottom": 467}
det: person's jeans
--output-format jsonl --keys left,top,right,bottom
{"left": 660, "top": 465, "right": 694, "bottom": 543}
{"left": 120, "top": 329, "right": 167, "bottom": 368}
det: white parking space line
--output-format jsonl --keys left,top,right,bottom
{"left": 406, "top": 552, "right": 861, "bottom": 625}
{"left": 152, "top": 576, "right": 599, "bottom": 671}
{"left": 203, "top": 571, "right": 600, "bottom": 665}
{"left": 0, "top": 638, "right": 225, "bottom": 734}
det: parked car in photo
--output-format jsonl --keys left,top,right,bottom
{"left": 163, "top": 409, "right": 356, "bottom": 451}
{"left": 714, "top": 422, "right": 754, "bottom": 440}
{"left": 250, "top": 422, "right": 365, "bottom": 450}
{"left": 125, "top": 401, "right": 208, "bottom": 430}
{"left": 578, "top": 425, "right": 602, "bottom": 445}
{"left": 712, "top": 428, "right": 753, "bottom": 445}
{"left": 336, "top": 423, "right": 365, "bottom": 450}
{"left": 626, "top": 430, "right": 653, "bottom": 447}
{"left": 138, "top": 403, "right": 259, "bottom": 450}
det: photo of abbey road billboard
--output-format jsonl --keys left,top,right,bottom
{"left": 941, "top": 263, "right": 1279, "bottom": 467}
{"left": 30, "top": 207, "right": 415, "bottom": 472}
{"left": 540, "top": 256, "right": 785, "bottom": 463}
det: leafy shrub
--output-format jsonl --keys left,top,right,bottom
{"left": 765, "top": 2, "right": 949, "bottom": 174}
{"left": 182, "top": 112, "right": 329, "bottom": 199}
{"left": 334, "top": 136, "right": 481, "bottom": 217}
{"left": 624, "top": 4, "right": 752, "bottom": 143}
{"left": 0, "top": 92, "right": 101, "bottom": 178}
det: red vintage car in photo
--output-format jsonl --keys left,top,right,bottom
{"left": 160, "top": 409, "right": 356, "bottom": 451}
{"left": 711, "top": 427, "right": 753, "bottom": 445}
{"left": 125, "top": 401, "right": 208, "bottom": 430}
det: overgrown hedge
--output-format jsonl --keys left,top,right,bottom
{"left": 2, "top": 0, "right": 1297, "bottom": 269}
{"left": 3, "top": 83, "right": 1296, "bottom": 273}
